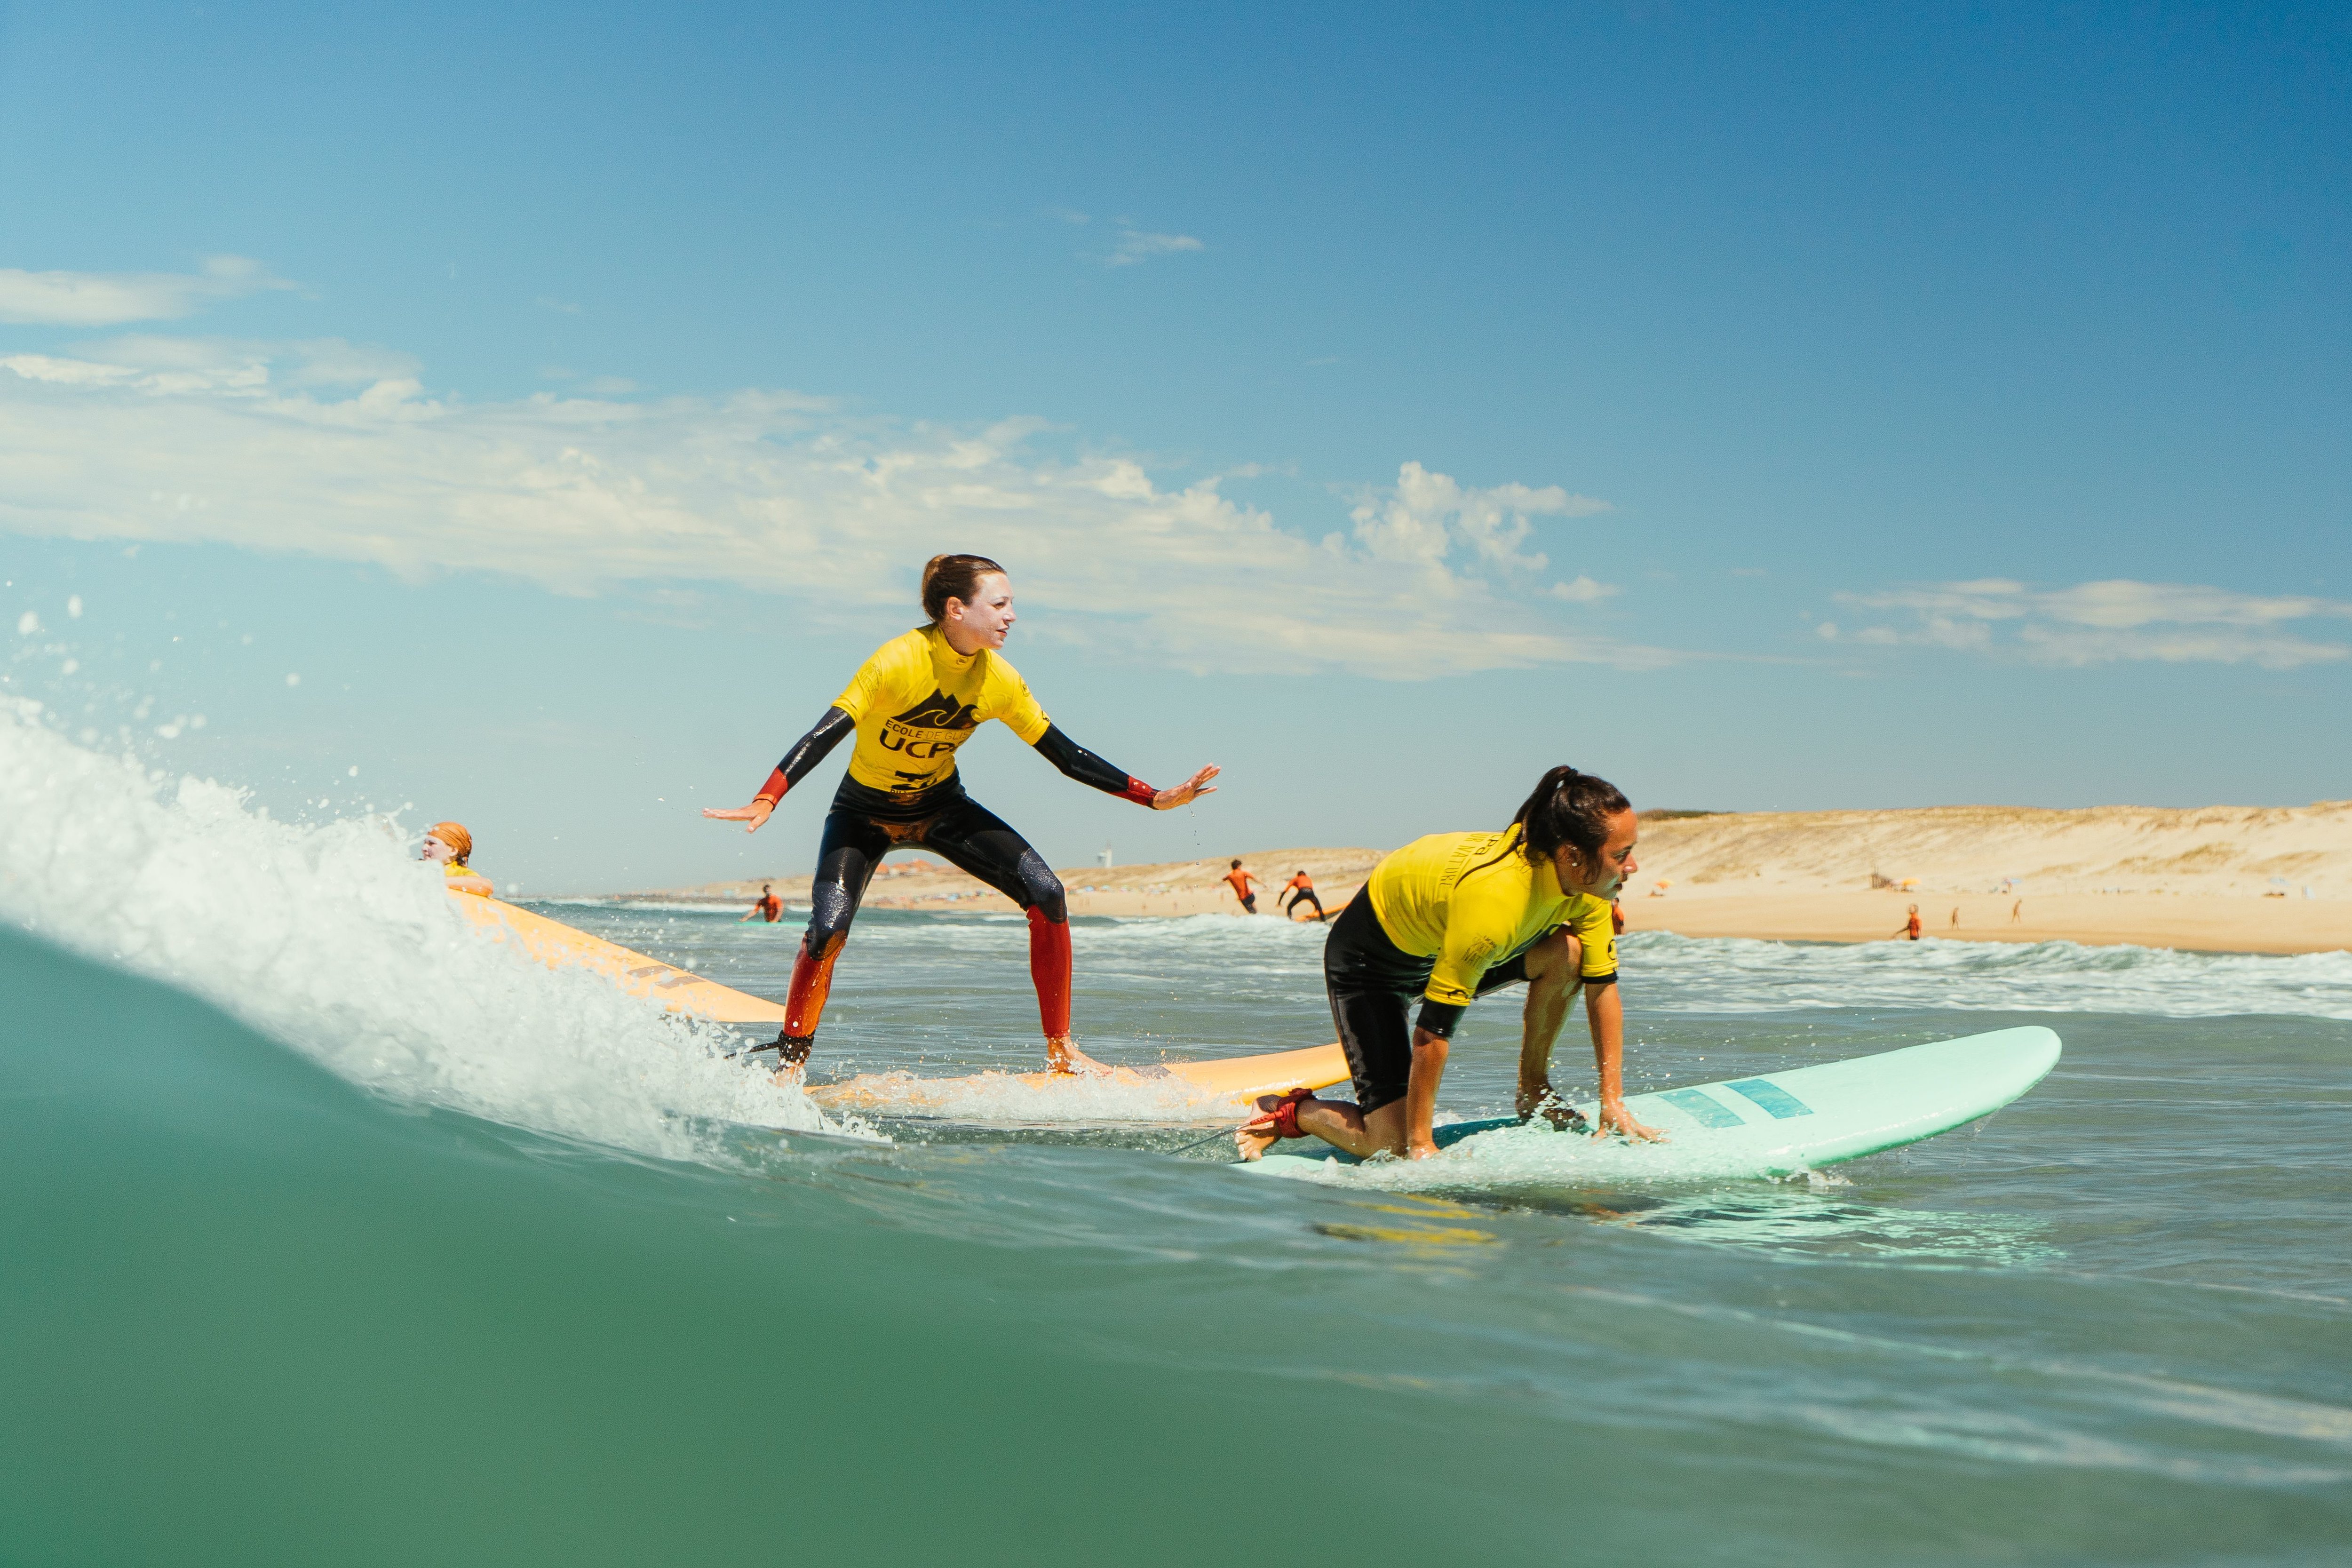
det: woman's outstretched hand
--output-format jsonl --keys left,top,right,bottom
{"left": 1151, "top": 764, "right": 1220, "bottom": 811}
{"left": 702, "top": 798, "right": 776, "bottom": 834}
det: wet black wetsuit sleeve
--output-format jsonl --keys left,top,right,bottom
{"left": 755, "top": 706, "right": 855, "bottom": 803}
{"left": 1414, "top": 1000, "right": 1467, "bottom": 1038}
{"left": 1030, "top": 724, "right": 1158, "bottom": 806}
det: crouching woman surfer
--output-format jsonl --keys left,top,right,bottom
{"left": 1239, "top": 766, "right": 1665, "bottom": 1161}
{"left": 704, "top": 554, "right": 1219, "bottom": 1074}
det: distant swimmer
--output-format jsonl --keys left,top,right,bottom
{"left": 1895, "top": 904, "right": 1922, "bottom": 941}
{"left": 1238, "top": 765, "right": 1666, "bottom": 1163}
{"left": 1223, "top": 860, "right": 1261, "bottom": 915}
{"left": 702, "top": 554, "right": 1218, "bottom": 1075}
{"left": 423, "top": 821, "right": 493, "bottom": 898}
{"left": 1280, "top": 869, "right": 1325, "bottom": 923}
{"left": 741, "top": 883, "right": 783, "bottom": 923}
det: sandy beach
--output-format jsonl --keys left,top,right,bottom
{"left": 632, "top": 800, "right": 2352, "bottom": 955}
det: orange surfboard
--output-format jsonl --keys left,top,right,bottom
{"left": 449, "top": 891, "right": 1352, "bottom": 1105}
{"left": 447, "top": 892, "right": 791, "bottom": 1024}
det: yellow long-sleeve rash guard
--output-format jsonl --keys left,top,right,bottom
{"left": 831, "top": 625, "right": 1052, "bottom": 799}
{"left": 1367, "top": 824, "right": 1617, "bottom": 1009}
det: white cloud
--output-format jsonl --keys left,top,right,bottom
{"left": 0, "top": 257, "right": 293, "bottom": 326}
{"left": 1108, "top": 229, "right": 1205, "bottom": 266}
{"left": 1549, "top": 575, "right": 1619, "bottom": 603}
{"left": 1349, "top": 461, "right": 1610, "bottom": 580}
{"left": 1835, "top": 578, "right": 2352, "bottom": 669}
{"left": 1, "top": 336, "right": 417, "bottom": 397}
{"left": 0, "top": 337, "right": 1665, "bottom": 680}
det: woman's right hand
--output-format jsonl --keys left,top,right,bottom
{"left": 702, "top": 798, "right": 776, "bottom": 834}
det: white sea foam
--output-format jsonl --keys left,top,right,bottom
{"left": 1622, "top": 929, "right": 2352, "bottom": 1021}
{"left": 0, "top": 705, "right": 842, "bottom": 1162}
{"left": 814, "top": 1065, "right": 1231, "bottom": 1123}
{"left": 1075, "top": 909, "right": 2352, "bottom": 1022}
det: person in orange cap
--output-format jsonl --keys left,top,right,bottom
{"left": 422, "top": 822, "right": 493, "bottom": 897}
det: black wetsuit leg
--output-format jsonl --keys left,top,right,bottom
{"left": 917, "top": 795, "right": 1065, "bottom": 918}
{"left": 806, "top": 809, "right": 891, "bottom": 959}
{"left": 1321, "top": 895, "right": 1430, "bottom": 1114}
{"left": 917, "top": 794, "right": 1073, "bottom": 1041}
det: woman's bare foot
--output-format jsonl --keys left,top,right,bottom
{"left": 1046, "top": 1036, "right": 1109, "bottom": 1075}
{"left": 1234, "top": 1090, "right": 1311, "bottom": 1161}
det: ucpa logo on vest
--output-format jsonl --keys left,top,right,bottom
{"left": 880, "top": 691, "right": 981, "bottom": 760}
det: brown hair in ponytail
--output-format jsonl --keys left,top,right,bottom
{"left": 1508, "top": 765, "right": 1632, "bottom": 869}
{"left": 921, "top": 554, "right": 1008, "bottom": 624}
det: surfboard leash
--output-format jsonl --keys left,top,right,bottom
{"left": 1166, "top": 1123, "right": 1244, "bottom": 1158}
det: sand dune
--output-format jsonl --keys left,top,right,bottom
{"left": 1628, "top": 802, "right": 2352, "bottom": 954}
{"left": 1635, "top": 801, "right": 2352, "bottom": 899}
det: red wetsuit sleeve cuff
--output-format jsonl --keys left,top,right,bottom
{"left": 1120, "top": 776, "right": 1157, "bottom": 807}
{"left": 755, "top": 765, "right": 791, "bottom": 805}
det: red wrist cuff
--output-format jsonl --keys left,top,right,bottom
{"left": 1120, "top": 776, "right": 1157, "bottom": 807}
{"left": 756, "top": 766, "right": 790, "bottom": 805}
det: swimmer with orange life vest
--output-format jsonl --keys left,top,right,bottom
{"left": 703, "top": 554, "right": 1219, "bottom": 1074}
{"left": 422, "top": 822, "right": 493, "bottom": 897}
{"left": 1222, "top": 860, "right": 1262, "bottom": 914}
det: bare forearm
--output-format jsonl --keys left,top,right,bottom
{"left": 1405, "top": 1030, "right": 1449, "bottom": 1154}
{"left": 1587, "top": 983, "right": 1626, "bottom": 1101}
{"left": 1518, "top": 981, "right": 1572, "bottom": 1092}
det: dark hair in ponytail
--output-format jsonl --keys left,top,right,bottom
{"left": 921, "top": 554, "right": 1007, "bottom": 623}
{"left": 1508, "top": 765, "right": 1631, "bottom": 869}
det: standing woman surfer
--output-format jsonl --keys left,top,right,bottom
{"left": 704, "top": 555, "right": 1219, "bottom": 1073}
{"left": 1239, "top": 766, "right": 1666, "bottom": 1162}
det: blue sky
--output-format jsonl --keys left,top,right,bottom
{"left": 2, "top": 1, "right": 2346, "bottom": 892}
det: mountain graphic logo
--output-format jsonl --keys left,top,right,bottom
{"left": 890, "top": 691, "right": 981, "bottom": 731}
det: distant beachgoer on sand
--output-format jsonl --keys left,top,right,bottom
{"left": 742, "top": 883, "right": 783, "bottom": 923}
{"left": 1894, "top": 904, "right": 1922, "bottom": 941}
{"left": 1611, "top": 899, "right": 1626, "bottom": 936}
{"left": 1950, "top": 907, "right": 1960, "bottom": 930}
{"left": 2011, "top": 899, "right": 2022, "bottom": 923}
{"left": 1223, "top": 860, "right": 1261, "bottom": 915}
{"left": 423, "top": 822, "right": 493, "bottom": 898}
{"left": 1281, "top": 870, "right": 1326, "bottom": 923}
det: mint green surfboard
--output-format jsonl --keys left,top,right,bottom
{"left": 1241, "top": 1025, "right": 2062, "bottom": 1179}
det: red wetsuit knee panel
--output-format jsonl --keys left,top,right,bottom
{"left": 1026, "top": 906, "right": 1072, "bottom": 1040}
{"left": 784, "top": 937, "right": 842, "bottom": 1039}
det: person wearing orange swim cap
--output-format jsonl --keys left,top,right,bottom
{"left": 422, "top": 821, "right": 493, "bottom": 898}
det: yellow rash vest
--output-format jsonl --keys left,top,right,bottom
{"left": 1367, "top": 823, "right": 1617, "bottom": 1009}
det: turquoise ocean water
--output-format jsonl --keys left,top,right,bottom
{"left": 5, "top": 710, "right": 2351, "bottom": 1564}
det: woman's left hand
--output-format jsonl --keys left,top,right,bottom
{"left": 1151, "top": 764, "right": 1220, "bottom": 810}
{"left": 1595, "top": 1098, "right": 1668, "bottom": 1143}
